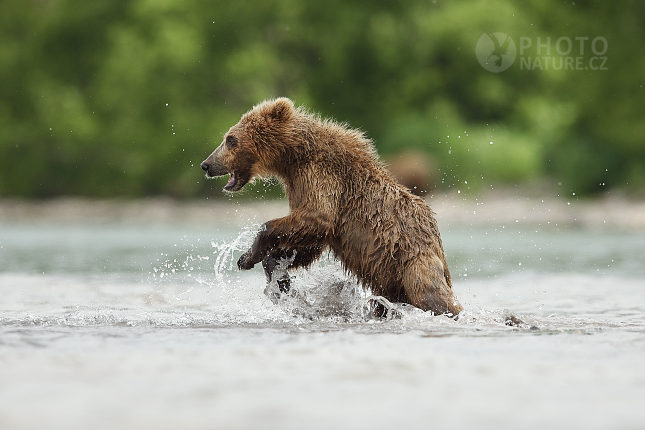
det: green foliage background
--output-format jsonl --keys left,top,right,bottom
{"left": 1, "top": 0, "right": 643, "bottom": 198}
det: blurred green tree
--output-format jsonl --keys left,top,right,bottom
{"left": 0, "top": 0, "right": 643, "bottom": 197}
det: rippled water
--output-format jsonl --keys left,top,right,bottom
{"left": 1, "top": 215, "right": 644, "bottom": 429}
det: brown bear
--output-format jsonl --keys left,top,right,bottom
{"left": 385, "top": 149, "right": 437, "bottom": 196}
{"left": 201, "top": 98, "right": 463, "bottom": 316}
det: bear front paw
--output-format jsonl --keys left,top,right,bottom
{"left": 237, "top": 251, "right": 256, "bottom": 270}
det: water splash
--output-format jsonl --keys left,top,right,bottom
{"left": 270, "top": 260, "right": 365, "bottom": 321}
{"left": 141, "top": 227, "right": 547, "bottom": 329}
{"left": 7, "top": 225, "right": 633, "bottom": 334}
{"left": 211, "top": 223, "right": 259, "bottom": 279}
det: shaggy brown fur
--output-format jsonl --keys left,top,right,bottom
{"left": 201, "top": 98, "right": 463, "bottom": 316}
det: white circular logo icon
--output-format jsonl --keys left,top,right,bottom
{"left": 476, "top": 33, "right": 516, "bottom": 72}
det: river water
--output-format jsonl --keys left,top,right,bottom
{"left": 1, "top": 208, "right": 644, "bottom": 429}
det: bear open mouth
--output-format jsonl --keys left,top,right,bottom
{"left": 223, "top": 173, "right": 239, "bottom": 191}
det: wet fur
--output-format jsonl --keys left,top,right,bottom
{"left": 201, "top": 98, "right": 463, "bottom": 316}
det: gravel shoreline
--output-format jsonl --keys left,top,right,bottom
{"left": 1, "top": 192, "right": 644, "bottom": 230}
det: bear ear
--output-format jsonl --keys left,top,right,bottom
{"left": 266, "top": 98, "right": 294, "bottom": 122}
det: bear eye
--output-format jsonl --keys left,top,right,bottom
{"left": 225, "top": 135, "right": 238, "bottom": 148}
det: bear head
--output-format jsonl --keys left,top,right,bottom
{"left": 201, "top": 98, "right": 294, "bottom": 192}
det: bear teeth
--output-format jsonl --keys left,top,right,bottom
{"left": 224, "top": 173, "right": 237, "bottom": 190}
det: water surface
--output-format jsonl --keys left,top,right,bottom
{"left": 1, "top": 217, "right": 644, "bottom": 429}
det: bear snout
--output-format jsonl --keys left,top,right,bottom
{"left": 200, "top": 155, "right": 229, "bottom": 178}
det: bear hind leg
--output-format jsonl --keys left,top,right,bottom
{"left": 402, "top": 255, "right": 463, "bottom": 316}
